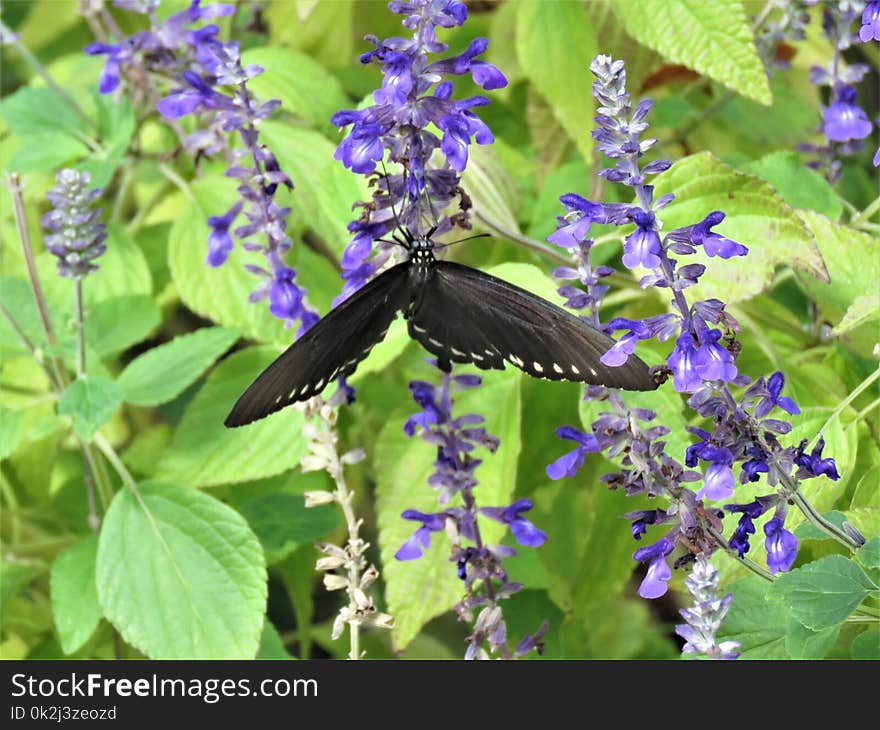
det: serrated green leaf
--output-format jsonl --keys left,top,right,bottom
{"left": 259, "top": 122, "right": 367, "bottom": 256}
{"left": 157, "top": 347, "right": 308, "bottom": 487}
{"left": 167, "top": 177, "right": 291, "bottom": 346}
{"left": 50, "top": 536, "right": 101, "bottom": 655}
{"left": 833, "top": 292, "right": 880, "bottom": 337}
{"left": 85, "top": 295, "right": 161, "bottom": 357}
{"left": 654, "top": 152, "right": 828, "bottom": 304}
{"left": 797, "top": 211, "right": 880, "bottom": 319}
{"left": 0, "top": 86, "right": 88, "bottom": 137}
{"left": 516, "top": 0, "right": 596, "bottom": 165}
{"left": 609, "top": 0, "right": 770, "bottom": 104}
{"left": 717, "top": 577, "right": 789, "bottom": 658}
{"left": 118, "top": 327, "right": 239, "bottom": 407}
{"left": 241, "top": 48, "right": 349, "bottom": 136}
{"left": 96, "top": 480, "right": 267, "bottom": 659}
{"left": 0, "top": 407, "right": 26, "bottom": 460}
{"left": 376, "top": 370, "right": 522, "bottom": 650}
{"left": 237, "top": 493, "right": 340, "bottom": 564}
{"left": 856, "top": 537, "right": 880, "bottom": 570}
{"left": 851, "top": 628, "right": 880, "bottom": 659}
{"left": 9, "top": 133, "right": 89, "bottom": 173}
{"left": 785, "top": 617, "right": 840, "bottom": 660}
{"left": 771, "top": 555, "right": 877, "bottom": 630}
{"left": 58, "top": 377, "right": 122, "bottom": 441}
{"left": 744, "top": 151, "right": 842, "bottom": 220}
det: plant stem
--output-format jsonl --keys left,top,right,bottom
{"left": 6, "top": 173, "right": 68, "bottom": 391}
{"left": 789, "top": 489, "right": 859, "bottom": 552}
{"left": 850, "top": 193, "right": 880, "bottom": 226}
{"left": 810, "top": 365, "right": 880, "bottom": 450}
{"left": 474, "top": 209, "right": 570, "bottom": 265}
{"left": 74, "top": 279, "right": 86, "bottom": 378}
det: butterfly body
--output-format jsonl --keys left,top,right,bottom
{"left": 225, "top": 229, "right": 657, "bottom": 428}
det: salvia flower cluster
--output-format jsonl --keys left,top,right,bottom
{"left": 545, "top": 55, "right": 855, "bottom": 613}
{"left": 41, "top": 169, "right": 108, "bottom": 279}
{"left": 330, "top": 0, "right": 506, "bottom": 301}
{"left": 85, "top": 0, "right": 317, "bottom": 333}
{"left": 675, "top": 557, "right": 741, "bottom": 659}
{"left": 395, "top": 369, "right": 548, "bottom": 659}
{"left": 301, "top": 396, "right": 393, "bottom": 656}
{"left": 796, "top": 0, "right": 878, "bottom": 178}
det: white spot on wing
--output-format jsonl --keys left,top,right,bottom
{"left": 571, "top": 365, "right": 581, "bottom": 375}
{"left": 451, "top": 347, "right": 465, "bottom": 357}
{"left": 413, "top": 324, "right": 427, "bottom": 333}
{"left": 552, "top": 363, "right": 563, "bottom": 374}
{"left": 429, "top": 337, "right": 443, "bottom": 347}
{"left": 590, "top": 367, "right": 598, "bottom": 376}
{"left": 533, "top": 361, "right": 543, "bottom": 373}
{"left": 471, "top": 352, "right": 484, "bottom": 361}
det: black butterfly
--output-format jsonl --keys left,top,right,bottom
{"left": 225, "top": 226, "right": 658, "bottom": 427}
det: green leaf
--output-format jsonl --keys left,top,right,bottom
{"left": 0, "top": 407, "right": 26, "bottom": 460}
{"left": 241, "top": 48, "right": 349, "bottom": 136}
{"left": 784, "top": 617, "right": 840, "bottom": 660}
{"left": 485, "top": 262, "right": 560, "bottom": 303}
{"left": 167, "top": 177, "right": 291, "bottom": 346}
{"left": 50, "top": 536, "right": 101, "bottom": 655}
{"left": 1, "top": 561, "right": 44, "bottom": 634}
{"left": 516, "top": 0, "right": 597, "bottom": 165}
{"left": 744, "top": 151, "right": 842, "bottom": 220}
{"left": 851, "top": 628, "right": 880, "bottom": 659}
{"left": 797, "top": 211, "right": 880, "bottom": 319}
{"left": 833, "top": 292, "right": 880, "bottom": 337}
{"left": 85, "top": 295, "right": 161, "bottom": 357}
{"left": 94, "top": 92, "right": 135, "bottom": 149}
{"left": 654, "top": 152, "right": 828, "bottom": 304}
{"left": 257, "top": 619, "right": 293, "bottom": 659}
{"left": 348, "top": 319, "right": 411, "bottom": 384}
{"left": 376, "top": 370, "right": 522, "bottom": 650}
{"left": 96, "top": 481, "right": 267, "bottom": 659}
{"left": 856, "top": 537, "right": 880, "bottom": 570}
{"left": 156, "top": 347, "right": 308, "bottom": 488}
{"left": 0, "top": 87, "right": 88, "bottom": 137}
{"left": 259, "top": 122, "right": 367, "bottom": 257}
{"left": 58, "top": 377, "right": 123, "bottom": 441}
{"left": 717, "top": 577, "right": 789, "bottom": 658}
{"left": 8, "top": 132, "right": 89, "bottom": 173}
{"left": 771, "top": 555, "right": 877, "bottom": 631}
{"left": 608, "top": 0, "right": 770, "bottom": 104}
{"left": 237, "top": 493, "right": 341, "bottom": 565}
{"left": 794, "top": 510, "right": 849, "bottom": 541}
{"left": 0, "top": 276, "right": 45, "bottom": 356}
{"left": 84, "top": 227, "right": 153, "bottom": 304}
{"left": 117, "top": 327, "right": 239, "bottom": 407}
{"left": 463, "top": 143, "right": 524, "bottom": 235}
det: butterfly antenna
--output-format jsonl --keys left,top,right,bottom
{"left": 435, "top": 232, "right": 492, "bottom": 252}
{"left": 379, "top": 159, "right": 411, "bottom": 249}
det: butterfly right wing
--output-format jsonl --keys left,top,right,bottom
{"left": 225, "top": 262, "right": 411, "bottom": 427}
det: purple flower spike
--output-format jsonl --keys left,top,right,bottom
{"left": 823, "top": 86, "right": 873, "bottom": 142}
{"left": 764, "top": 514, "right": 798, "bottom": 574}
{"left": 395, "top": 510, "right": 447, "bottom": 560}
{"left": 546, "top": 426, "right": 599, "bottom": 479}
{"left": 480, "top": 499, "right": 548, "bottom": 548}
{"left": 634, "top": 536, "right": 675, "bottom": 599}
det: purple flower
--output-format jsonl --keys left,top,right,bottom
{"left": 157, "top": 71, "right": 230, "bottom": 118}
{"left": 861, "top": 1, "right": 880, "bottom": 42}
{"left": 693, "top": 329, "right": 738, "bottom": 383}
{"left": 633, "top": 536, "right": 675, "bottom": 599}
{"left": 622, "top": 210, "right": 661, "bottom": 269}
{"left": 687, "top": 212, "right": 748, "bottom": 259}
{"left": 823, "top": 85, "right": 873, "bottom": 142}
{"left": 695, "top": 447, "right": 735, "bottom": 502}
{"left": 764, "top": 514, "right": 798, "bottom": 574}
{"left": 754, "top": 372, "right": 800, "bottom": 418}
{"left": 724, "top": 497, "right": 775, "bottom": 557}
{"left": 794, "top": 437, "right": 840, "bottom": 481}
{"left": 268, "top": 267, "right": 304, "bottom": 321}
{"left": 332, "top": 116, "right": 386, "bottom": 174}
{"left": 426, "top": 38, "right": 507, "bottom": 89}
{"left": 626, "top": 509, "right": 663, "bottom": 540}
{"left": 547, "top": 195, "right": 605, "bottom": 248}
{"left": 546, "top": 426, "right": 599, "bottom": 479}
{"left": 480, "top": 499, "right": 548, "bottom": 547}
{"left": 395, "top": 510, "right": 447, "bottom": 560}
{"left": 206, "top": 202, "right": 241, "bottom": 266}
{"left": 667, "top": 332, "right": 702, "bottom": 392}
{"left": 84, "top": 42, "right": 129, "bottom": 93}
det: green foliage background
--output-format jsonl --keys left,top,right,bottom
{"left": 0, "top": 0, "right": 878, "bottom": 660}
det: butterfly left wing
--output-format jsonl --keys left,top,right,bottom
{"left": 225, "top": 263, "right": 411, "bottom": 427}
{"left": 407, "top": 261, "right": 657, "bottom": 391}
